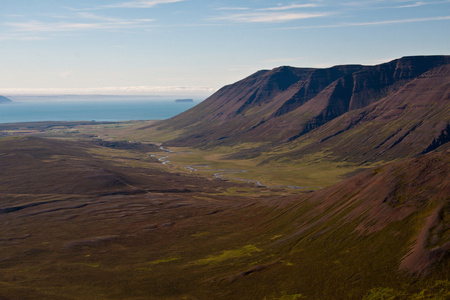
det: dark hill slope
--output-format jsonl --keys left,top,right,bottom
{"left": 224, "top": 151, "right": 450, "bottom": 299}
{"left": 0, "top": 137, "right": 229, "bottom": 196}
{"left": 0, "top": 137, "right": 143, "bottom": 196}
{"left": 154, "top": 56, "right": 450, "bottom": 162}
{"left": 292, "top": 150, "right": 450, "bottom": 278}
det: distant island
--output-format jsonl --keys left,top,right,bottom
{"left": 175, "top": 99, "right": 193, "bottom": 103}
{"left": 0, "top": 95, "right": 12, "bottom": 103}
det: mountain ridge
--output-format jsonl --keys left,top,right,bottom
{"left": 152, "top": 55, "right": 450, "bottom": 164}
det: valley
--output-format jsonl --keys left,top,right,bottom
{"left": 0, "top": 122, "right": 448, "bottom": 300}
{"left": 1, "top": 56, "right": 449, "bottom": 299}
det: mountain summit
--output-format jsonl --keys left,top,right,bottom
{"left": 154, "top": 55, "right": 450, "bottom": 163}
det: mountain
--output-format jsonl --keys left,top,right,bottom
{"left": 0, "top": 95, "right": 12, "bottom": 103}
{"left": 273, "top": 62, "right": 450, "bottom": 164}
{"left": 153, "top": 55, "right": 450, "bottom": 163}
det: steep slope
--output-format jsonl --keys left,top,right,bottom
{"left": 152, "top": 65, "right": 362, "bottom": 146}
{"left": 0, "top": 95, "right": 12, "bottom": 103}
{"left": 217, "top": 150, "right": 450, "bottom": 299}
{"left": 154, "top": 64, "right": 363, "bottom": 146}
{"left": 151, "top": 56, "right": 450, "bottom": 163}
{"left": 274, "top": 63, "right": 450, "bottom": 163}
{"left": 298, "top": 150, "right": 450, "bottom": 278}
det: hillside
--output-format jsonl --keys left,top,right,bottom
{"left": 152, "top": 55, "right": 450, "bottom": 163}
{"left": 0, "top": 95, "right": 12, "bottom": 103}
{"left": 0, "top": 133, "right": 448, "bottom": 299}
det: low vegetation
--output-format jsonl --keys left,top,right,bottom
{"left": 0, "top": 121, "right": 448, "bottom": 299}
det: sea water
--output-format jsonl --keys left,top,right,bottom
{"left": 0, "top": 96, "right": 200, "bottom": 124}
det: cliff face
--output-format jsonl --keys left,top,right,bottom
{"left": 347, "top": 56, "right": 450, "bottom": 108}
{"left": 155, "top": 56, "right": 450, "bottom": 162}
{"left": 282, "top": 63, "right": 450, "bottom": 163}
{"left": 0, "top": 95, "right": 12, "bottom": 103}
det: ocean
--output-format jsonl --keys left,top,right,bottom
{"left": 0, "top": 96, "right": 200, "bottom": 124}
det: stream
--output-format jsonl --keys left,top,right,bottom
{"left": 153, "top": 146, "right": 312, "bottom": 190}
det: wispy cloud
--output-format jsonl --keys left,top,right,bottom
{"left": 211, "top": 2, "right": 328, "bottom": 23}
{"left": 212, "top": 12, "right": 330, "bottom": 23}
{"left": 104, "top": 0, "right": 185, "bottom": 9}
{"left": 1, "top": 0, "right": 184, "bottom": 40}
{"left": 259, "top": 4, "right": 321, "bottom": 11}
{"left": 0, "top": 0, "right": 186, "bottom": 41}
{"left": 4, "top": 16, "right": 154, "bottom": 33}
{"left": 79, "top": 12, "right": 154, "bottom": 23}
{"left": 75, "top": 12, "right": 131, "bottom": 22}
{"left": 393, "top": 0, "right": 450, "bottom": 8}
{"left": 281, "top": 15, "right": 450, "bottom": 29}
{"left": 63, "top": 0, "right": 184, "bottom": 11}
{"left": 214, "top": 7, "right": 250, "bottom": 11}
{"left": 342, "top": 0, "right": 450, "bottom": 9}
{"left": 0, "top": 11, "right": 157, "bottom": 41}
{"left": 342, "top": 0, "right": 399, "bottom": 7}
{"left": 395, "top": 1, "right": 426, "bottom": 8}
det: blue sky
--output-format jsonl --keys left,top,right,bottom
{"left": 0, "top": 0, "right": 449, "bottom": 97}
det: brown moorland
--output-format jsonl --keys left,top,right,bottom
{"left": 0, "top": 134, "right": 448, "bottom": 299}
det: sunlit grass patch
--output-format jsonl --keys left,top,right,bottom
{"left": 363, "top": 280, "right": 450, "bottom": 299}
{"left": 277, "top": 294, "right": 306, "bottom": 300}
{"left": 70, "top": 263, "right": 100, "bottom": 268}
{"left": 147, "top": 257, "right": 181, "bottom": 265}
{"left": 194, "top": 245, "right": 261, "bottom": 265}
{"left": 192, "top": 232, "right": 209, "bottom": 238}
{"left": 0, "top": 136, "right": 25, "bottom": 141}
{"left": 155, "top": 144, "right": 377, "bottom": 188}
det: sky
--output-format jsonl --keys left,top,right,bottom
{"left": 0, "top": 0, "right": 449, "bottom": 98}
